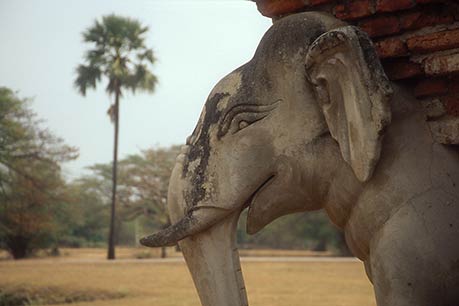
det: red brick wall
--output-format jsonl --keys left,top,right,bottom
{"left": 254, "top": 0, "right": 459, "bottom": 143}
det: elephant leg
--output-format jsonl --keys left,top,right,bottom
{"left": 368, "top": 192, "right": 459, "bottom": 306}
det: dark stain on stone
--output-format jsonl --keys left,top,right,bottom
{"left": 183, "top": 92, "right": 229, "bottom": 207}
{"left": 356, "top": 27, "right": 393, "bottom": 99}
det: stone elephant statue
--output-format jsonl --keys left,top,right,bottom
{"left": 141, "top": 12, "right": 459, "bottom": 306}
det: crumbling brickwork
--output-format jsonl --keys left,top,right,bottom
{"left": 254, "top": 0, "right": 459, "bottom": 144}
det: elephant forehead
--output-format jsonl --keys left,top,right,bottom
{"left": 188, "top": 71, "right": 243, "bottom": 145}
{"left": 209, "top": 71, "right": 242, "bottom": 112}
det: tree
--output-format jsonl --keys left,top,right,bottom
{"left": 78, "top": 146, "right": 179, "bottom": 256}
{"left": 0, "top": 159, "right": 67, "bottom": 258}
{"left": 75, "top": 162, "right": 127, "bottom": 247}
{"left": 74, "top": 14, "right": 158, "bottom": 259}
{"left": 0, "top": 87, "right": 77, "bottom": 192}
{"left": 0, "top": 88, "right": 78, "bottom": 259}
{"left": 57, "top": 179, "right": 109, "bottom": 248}
{"left": 118, "top": 146, "right": 179, "bottom": 257}
{"left": 237, "top": 210, "right": 349, "bottom": 254}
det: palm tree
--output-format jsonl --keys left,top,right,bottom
{"left": 75, "top": 14, "right": 157, "bottom": 259}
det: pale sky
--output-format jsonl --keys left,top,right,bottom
{"left": 0, "top": 0, "right": 272, "bottom": 179}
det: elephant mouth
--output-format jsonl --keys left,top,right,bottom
{"left": 248, "top": 174, "right": 276, "bottom": 206}
{"left": 246, "top": 174, "right": 276, "bottom": 233}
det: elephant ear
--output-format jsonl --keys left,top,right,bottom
{"left": 305, "top": 26, "right": 393, "bottom": 182}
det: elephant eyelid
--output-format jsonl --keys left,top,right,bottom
{"left": 218, "top": 100, "right": 281, "bottom": 138}
{"left": 230, "top": 112, "right": 269, "bottom": 134}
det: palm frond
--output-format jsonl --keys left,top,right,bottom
{"left": 137, "top": 49, "right": 155, "bottom": 64}
{"left": 74, "top": 65, "right": 101, "bottom": 96}
{"left": 124, "top": 64, "right": 157, "bottom": 94}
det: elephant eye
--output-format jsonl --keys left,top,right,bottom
{"left": 217, "top": 100, "right": 282, "bottom": 139}
{"left": 229, "top": 112, "right": 267, "bottom": 134}
{"left": 238, "top": 120, "right": 249, "bottom": 130}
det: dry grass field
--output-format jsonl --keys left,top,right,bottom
{"left": 0, "top": 247, "right": 332, "bottom": 261}
{"left": 0, "top": 248, "right": 376, "bottom": 306}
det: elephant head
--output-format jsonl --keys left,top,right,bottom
{"left": 141, "top": 12, "right": 392, "bottom": 306}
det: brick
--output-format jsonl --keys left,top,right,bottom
{"left": 415, "top": 0, "right": 443, "bottom": 3}
{"left": 442, "top": 96, "right": 459, "bottom": 116}
{"left": 383, "top": 59, "right": 424, "bottom": 80}
{"left": 256, "top": 0, "right": 306, "bottom": 17}
{"left": 376, "top": 0, "right": 415, "bottom": 13}
{"left": 334, "top": 0, "right": 373, "bottom": 20}
{"left": 310, "top": 0, "right": 334, "bottom": 5}
{"left": 448, "top": 77, "right": 459, "bottom": 94}
{"left": 407, "top": 29, "right": 459, "bottom": 54}
{"left": 424, "top": 52, "right": 459, "bottom": 76}
{"left": 375, "top": 38, "right": 409, "bottom": 58}
{"left": 400, "top": 8, "right": 454, "bottom": 31}
{"left": 359, "top": 16, "right": 401, "bottom": 37}
{"left": 414, "top": 78, "right": 448, "bottom": 97}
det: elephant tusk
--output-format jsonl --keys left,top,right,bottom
{"left": 140, "top": 207, "right": 231, "bottom": 247}
{"left": 140, "top": 215, "right": 197, "bottom": 247}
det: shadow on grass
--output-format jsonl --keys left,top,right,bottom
{"left": 0, "top": 285, "right": 126, "bottom": 305}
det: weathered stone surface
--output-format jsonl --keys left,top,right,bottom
{"left": 429, "top": 115, "right": 459, "bottom": 144}
{"left": 142, "top": 12, "right": 459, "bottom": 306}
{"left": 305, "top": 25, "right": 392, "bottom": 182}
{"left": 421, "top": 98, "right": 446, "bottom": 119}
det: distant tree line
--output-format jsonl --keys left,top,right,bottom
{"left": 0, "top": 87, "right": 350, "bottom": 259}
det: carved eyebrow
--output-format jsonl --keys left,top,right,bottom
{"left": 218, "top": 100, "right": 281, "bottom": 137}
{"left": 187, "top": 93, "right": 230, "bottom": 145}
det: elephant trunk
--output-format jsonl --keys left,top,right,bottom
{"left": 140, "top": 150, "right": 231, "bottom": 248}
{"left": 180, "top": 210, "right": 248, "bottom": 306}
{"left": 141, "top": 157, "right": 248, "bottom": 306}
